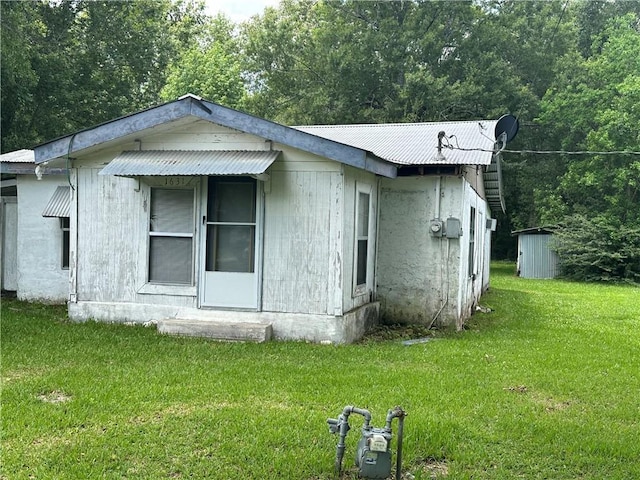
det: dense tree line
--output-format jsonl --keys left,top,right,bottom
{"left": 2, "top": 0, "right": 639, "bottom": 281}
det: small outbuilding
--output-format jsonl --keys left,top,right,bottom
{"left": 1, "top": 149, "right": 70, "bottom": 301}
{"left": 26, "top": 94, "right": 508, "bottom": 342}
{"left": 512, "top": 227, "right": 559, "bottom": 279}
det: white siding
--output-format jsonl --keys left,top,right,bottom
{"left": 15, "top": 176, "right": 69, "bottom": 302}
{"left": 262, "top": 148, "right": 342, "bottom": 315}
{"left": 73, "top": 168, "right": 201, "bottom": 308}
{"left": 341, "top": 166, "right": 378, "bottom": 314}
{"left": 457, "top": 182, "right": 490, "bottom": 328}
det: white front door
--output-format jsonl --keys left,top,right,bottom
{"left": 200, "top": 177, "right": 259, "bottom": 309}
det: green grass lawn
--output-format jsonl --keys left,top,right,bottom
{"left": 2, "top": 263, "right": 639, "bottom": 479}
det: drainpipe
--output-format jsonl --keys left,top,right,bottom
{"left": 68, "top": 134, "right": 78, "bottom": 304}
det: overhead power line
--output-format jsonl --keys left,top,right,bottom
{"left": 443, "top": 145, "right": 640, "bottom": 156}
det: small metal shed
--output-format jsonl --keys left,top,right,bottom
{"left": 512, "top": 227, "right": 558, "bottom": 279}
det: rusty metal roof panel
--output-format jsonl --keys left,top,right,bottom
{"left": 99, "top": 150, "right": 281, "bottom": 177}
{"left": 295, "top": 120, "right": 498, "bottom": 166}
{"left": 42, "top": 186, "right": 70, "bottom": 217}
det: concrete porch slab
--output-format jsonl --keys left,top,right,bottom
{"left": 157, "top": 318, "right": 272, "bottom": 342}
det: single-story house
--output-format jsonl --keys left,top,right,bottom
{"left": 1, "top": 149, "right": 69, "bottom": 300}
{"left": 512, "top": 226, "right": 559, "bottom": 279}
{"left": 27, "top": 94, "right": 508, "bottom": 343}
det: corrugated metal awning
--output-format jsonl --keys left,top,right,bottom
{"left": 42, "top": 186, "right": 70, "bottom": 217}
{"left": 99, "top": 150, "right": 281, "bottom": 177}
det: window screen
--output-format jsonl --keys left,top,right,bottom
{"left": 149, "top": 188, "right": 194, "bottom": 284}
{"left": 205, "top": 178, "right": 257, "bottom": 273}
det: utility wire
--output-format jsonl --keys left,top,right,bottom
{"left": 442, "top": 145, "right": 640, "bottom": 156}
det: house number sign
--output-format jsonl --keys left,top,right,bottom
{"left": 144, "top": 176, "right": 197, "bottom": 187}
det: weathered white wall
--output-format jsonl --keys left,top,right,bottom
{"left": 16, "top": 176, "right": 69, "bottom": 302}
{"left": 377, "top": 175, "right": 491, "bottom": 329}
{"left": 341, "top": 166, "right": 378, "bottom": 314}
{"left": 70, "top": 120, "right": 368, "bottom": 324}
{"left": 261, "top": 160, "right": 339, "bottom": 315}
{"left": 457, "top": 182, "right": 491, "bottom": 328}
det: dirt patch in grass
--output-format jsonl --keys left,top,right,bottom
{"left": 37, "top": 390, "right": 71, "bottom": 404}
{"left": 361, "top": 323, "right": 437, "bottom": 343}
{"left": 410, "top": 457, "right": 449, "bottom": 478}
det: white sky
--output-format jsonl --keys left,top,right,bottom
{"left": 204, "top": 0, "right": 280, "bottom": 23}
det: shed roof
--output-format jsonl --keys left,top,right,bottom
{"left": 294, "top": 121, "right": 498, "bottom": 166}
{"left": 511, "top": 226, "right": 556, "bottom": 236}
{"left": 100, "top": 150, "right": 281, "bottom": 177}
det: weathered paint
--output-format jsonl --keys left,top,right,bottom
{"left": 376, "top": 175, "right": 491, "bottom": 329}
{"left": 46, "top": 112, "right": 496, "bottom": 341}
{"left": 65, "top": 119, "right": 381, "bottom": 342}
{"left": 15, "top": 176, "right": 69, "bottom": 302}
{"left": 68, "top": 300, "right": 379, "bottom": 344}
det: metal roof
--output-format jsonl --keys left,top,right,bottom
{"left": 99, "top": 150, "right": 281, "bottom": 177}
{"left": 294, "top": 120, "right": 499, "bottom": 166}
{"left": 0, "top": 149, "right": 34, "bottom": 163}
{"left": 42, "top": 186, "right": 70, "bottom": 217}
{"left": 512, "top": 226, "right": 557, "bottom": 236}
{"left": 32, "top": 96, "right": 396, "bottom": 178}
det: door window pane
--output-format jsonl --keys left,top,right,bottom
{"left": 208, "top": 179, "right": 256, "bottom": 223}
{"left": 206, "top": 177, "right": 257, "bottom": 274}
{"left": 206, "top": 225, "right": 255, "bottom": 272}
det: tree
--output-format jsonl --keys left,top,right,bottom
{"left": 537, "top": 13, "right": 640, "bottom": 225}
{"left": 551, "top": 215, "right": 640, "bottom": 283}
{"left": 160, "top": 15, "right": 245, "bottom": 107}
{"left": 0, "top": 0, "right": 207, "bottom": 152}
{"left": 1, "top": 1, "right": 42, "bottom": 152}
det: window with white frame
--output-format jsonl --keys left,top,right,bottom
{"left": 469, "top": 206, "right": 476, "bottom": 278}
{"left": 61, "top": 217, "right": 70, "bottom": 269}
{"left": 148, "top": 188, "right": 195, "bottom": 285}
{"left": 355, "top": 188, "right": 371, "bottom": 290}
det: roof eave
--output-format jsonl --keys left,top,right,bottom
{"left": 33, "top": 100, "right": 192, "bottom": 164}
{"left": 33, "top": 96, "right": 398, "bottom": 178}
{"left": 191, "top": 99, "right": 396, "bottom": 178}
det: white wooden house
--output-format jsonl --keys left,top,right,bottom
{"left": 1, "top": 149, "right": 69, "bottom": 301}
{"left": 31, "top": 95, "right": 506, "bottom": 342}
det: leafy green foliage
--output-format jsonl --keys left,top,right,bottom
{"left": 0, "top": 0, "right": 207, "bottom": 152}
{"left": 161, "top": 15, "right": 245, "bottom": 107}
{"left": 551, "top": 215, "right": 640, "bottom": 283}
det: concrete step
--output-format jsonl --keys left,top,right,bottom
{"left": 157, "top": 319, "right": 272, "bottom": 342}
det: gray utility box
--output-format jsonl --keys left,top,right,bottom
{"left": 446, "top": 217, "right": 462, "bottom": 239}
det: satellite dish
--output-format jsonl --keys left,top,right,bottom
{"left": 494, "top": 114, "right": 519, "bottom": 143}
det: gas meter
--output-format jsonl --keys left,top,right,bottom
{"left": 327, "top": 405, "right": 406, "bottom": 479}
